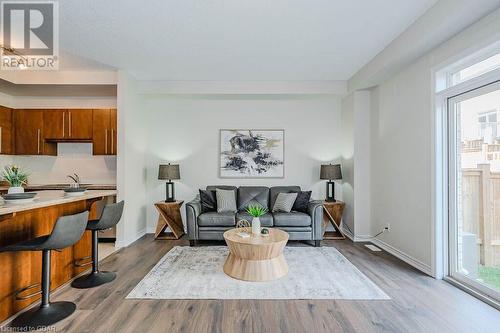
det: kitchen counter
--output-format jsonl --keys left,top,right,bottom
{"left": 0, "top": 189, "right": 117, "bottom": 216}
{"left": 0, "top": 184, "right": 116, "bottom": 192}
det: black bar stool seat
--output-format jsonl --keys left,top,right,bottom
{"left": 72, "top": 201, "right": 124, "bottom": 289}
{"left": 1, "top": 235, "right": 50, "bottom": 251}
{"left": 0, "top": 211, "right": 89, "bottom": 330}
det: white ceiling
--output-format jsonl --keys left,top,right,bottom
{"left": 58, "top": 0, "right": 438, "bottom": 81}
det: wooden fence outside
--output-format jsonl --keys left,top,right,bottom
{"left": 462, "top": 164, "right": 500, "bottom": 267}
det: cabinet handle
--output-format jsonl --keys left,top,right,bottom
{"left": 62, "top": 112, "right": 65, "bottom": 137}
{"left": 105, "top": 129, "right": 108, "bottom": 154}
{"left": 69, "top": 111, "right": 72, "bottom": 137}
{"left": 0, "top": 126, "right": 2, "bottom": 153}
{"left": 111, "top": 129, "right": 114, "bottom": 154}
{"left": 37, "top": 129, "right": 41, "bottom": 154}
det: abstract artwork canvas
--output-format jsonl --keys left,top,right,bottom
{"left": 220, "top": 129, "right": 284, "bottom": 178}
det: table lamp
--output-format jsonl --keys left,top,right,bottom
{"left": 320, "top": 164, "right": 342, "bottom": 202}
{"left": 158, "top": 163, "right": 180, "bottom": 202}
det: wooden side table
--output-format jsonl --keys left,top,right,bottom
{"left": 323, "top": 201, "right": 346, "bottom": 240}
{"left": 154, "top": 201, "right": 185, "bottom": 240}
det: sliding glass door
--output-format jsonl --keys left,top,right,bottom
{"left": 448, "top": 80, "right": 500, "bottom": 303}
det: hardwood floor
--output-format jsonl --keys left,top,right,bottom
{"left": 3, "top": 235, "right": 500, "bottom": 332}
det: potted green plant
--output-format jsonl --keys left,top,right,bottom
{"left": 2, "top": 165, "right": 28, "bottom": 194}
{"left": 246, "top": 205, "right": 268, "bottom": 235}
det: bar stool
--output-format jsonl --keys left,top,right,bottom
{"left": 0, "top": 211, "right": 89, "bottom": 329}
{"left": 72, "top": 201, "right": 124, "bottom": 289}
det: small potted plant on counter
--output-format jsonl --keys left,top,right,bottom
{"left": 2, "top": 165, "right": 28, "bottom": 194}
{"left": 246, "top": 204, "right": 268, "bottom": 235}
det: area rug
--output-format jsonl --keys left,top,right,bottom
{"left": 127, "top": 246, "right": 390, "bottom": 300}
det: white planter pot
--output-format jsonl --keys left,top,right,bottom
{"left": 8, "top": 186, "right": 24, "bottom": 194}
{"left": 251, "top": 217, "right": 261, "bottom": 235}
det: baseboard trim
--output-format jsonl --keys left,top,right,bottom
{"left": 340, "top": 226, "right": 371, "bottom": 242}
{"left": 340, "top": 226, "right": 432, "bottom": 276}
{"left": 370, "top": 238, "right": 432, "bottom": 276}
{"left": 115, "top": 228, "right": 146, "bottom": 248}
{"left": 341, "top": 226, "right": 355, "bottom": 241}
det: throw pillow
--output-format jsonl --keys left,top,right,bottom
{"left": 216, "top": 188, "right": 237, "bottom": 213}
{"left": 292, "top": 191, "right": 312, "bottom": 213}
{"left": 272, "top": 192, "right": 298, "bottom": 213}
{"left": 199, "top": 189, "right": 217, "bottom": 213}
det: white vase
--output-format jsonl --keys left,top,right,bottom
{"left": 8, "top": 186, "right": 24, "bottom": 194}
{"left": 251, "top": 217, "right": 261, "bottom": 235}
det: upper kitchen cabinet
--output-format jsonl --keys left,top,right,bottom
{"left": 43, "top": 109, "right": 66, "bottom": 140}
{"left": 0, "top": 105, "right": 13, "bottom": 154}
{"left": 14, "top": 110, "right": 56, "bottom": 155}
{"left": 44, "top": 109, "right": 93, "bottom": 141}
{"left": 92, "top": 109, "right": 117, "bottom": 155}
{"left": 68, "top": 109, "right": 93, "bottom": 140}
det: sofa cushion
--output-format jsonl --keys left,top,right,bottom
{"left": 273, "top": 212, "right": 311, "bottom": 227}
{"left": 198, "top": 212, "right": 236, "bottom": 226}
{"left": 270, "top": 186, "right": 301, "bottom": 209}
{"left": 199, "top": 189, "right": 217, "bottom": 213}
{"left": 237, "top": 186, "right": 269, "bottom": 211}
{"left": 236, "top": 212, "right": 273, "bottom": 227}
{"left": 292, "top": 191, "right": 312, "bottom": 213}
{"left": 216, "top": 189, "right": 238, "bottom": 213}
{"left": 272, "top": 192, "right": 298, "bottom": 213}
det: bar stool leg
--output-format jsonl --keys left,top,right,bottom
{"left": 71, "top": 230, "right": 116, "bottom": 289}
{"left": 10, "top": 250, "right": 76, "bottom": 329}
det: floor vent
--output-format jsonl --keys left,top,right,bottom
{"left": 365, "top": 244, "right": 382, "bottom": 252}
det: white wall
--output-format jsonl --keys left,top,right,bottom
{"left": 143, "top": 95, "right": 343, "bottom": 232}
{"left": 0, "top": 94, "right": 116, "bottom": 109}
{"left": 341, "top": 91, "right": 371, "bottom": 239}
{"left": 352, "top": 91, "right": 371, "bottom": 237}
{"left": 0, "top": 143, "right": 116, "bottom": 184}
{"left": 361, "top": 8, "right": 500, "bottom": 276}
{"left": 116, "top": 71, "right": 148, "bottom": 247}
{"left": 341, "top": 95, "right": 354, "bottom": 234}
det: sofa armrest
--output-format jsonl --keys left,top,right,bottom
{"left": 308, "top": 200, "right": 324, "bottom": 240}
{"left": 186, "top": 198, "right": 202, "bottom": 240}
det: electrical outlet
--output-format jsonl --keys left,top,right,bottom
{"left": 384, "top": 224, "right": 391, "bottom": 233}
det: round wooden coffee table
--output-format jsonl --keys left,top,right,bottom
{"left": 223, "top": 228, "right": 289, "bottom": 281}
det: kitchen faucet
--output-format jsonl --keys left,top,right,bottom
{"left": 67, "top": 173, "right": 80, "bottom": 185}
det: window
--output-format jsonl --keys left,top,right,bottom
{"left": 450, "top": 53, "right": 500, "bottom": 85}
{"left": 435, "top": 42, "right": 500, "bottom": 92}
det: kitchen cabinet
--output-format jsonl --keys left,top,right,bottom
{"left": 68, "top": 109, "right": 93, "bottom": 140}
{"left": 14, "top": 109, "right": 56, "bottom": 155}
{"left": 92, "top": 108, "right": 116, "bottom": 155}
{"left": 43, "top": 109, "right": 66, "bottom": 140}
{"left": 0, "top": 106, "right": 13, "bottom": 154}
{"left": 6, "top": 108, "right": 114, "bottom": 155}
{"left": 44, "top": 109, "right": 93, "bottom": 141}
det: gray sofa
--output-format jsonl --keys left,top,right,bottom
{"left": 186, "top": 185, "right": 324, "bottom": 246}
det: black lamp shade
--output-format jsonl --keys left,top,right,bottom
{"left": 158, "top": 164, "right": 180, "bottom": 180}
{"left": 320, "top": 164, "right": 342, "bottom": 180}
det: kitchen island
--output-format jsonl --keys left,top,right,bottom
{"left": 0, "top": 190, "right": 117, "bottom": 323}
